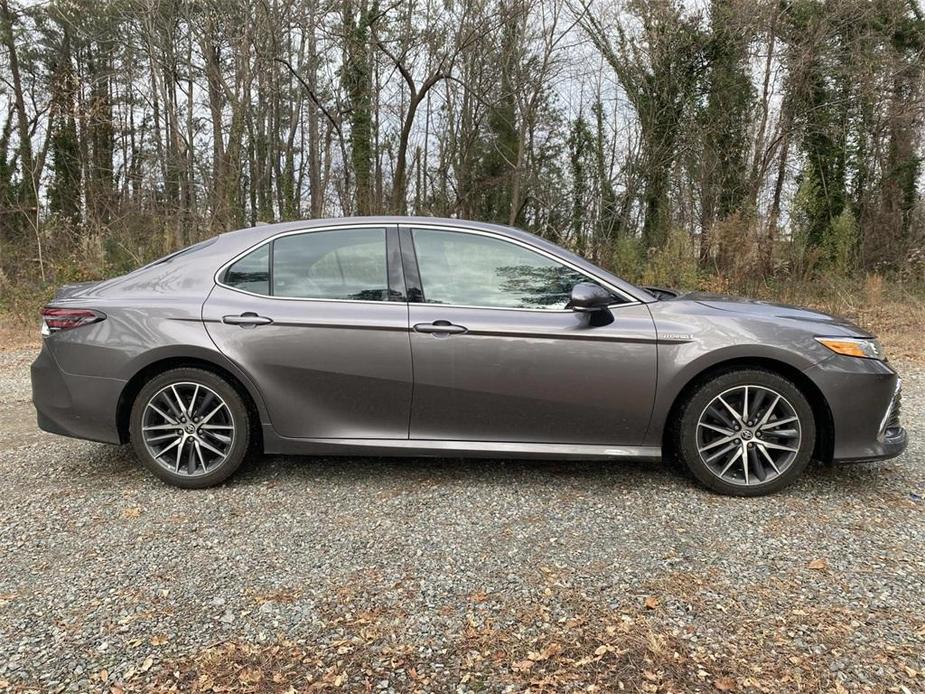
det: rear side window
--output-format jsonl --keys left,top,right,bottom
{"left": 222, "top": 228, "right": 389, "bottom": 302}
{"left": 273, "top": 228, "right": 387, "bottom": 300}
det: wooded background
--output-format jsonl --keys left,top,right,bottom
{"left": 1, "top": 0, "right": 924, "bottom": 302}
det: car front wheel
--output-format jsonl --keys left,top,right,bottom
{"left": 129, "top": 368, "right": 250, "bottom": 488}
{"left": 675, "top": 368, "right": 816, "bottom": 496}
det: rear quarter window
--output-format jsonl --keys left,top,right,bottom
{"left": 223, "top": 244, "right": 270, "bottom": 295}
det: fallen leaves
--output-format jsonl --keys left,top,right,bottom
{"left": 250, "top": 587, "right": 301, "bottom": 606}
{"left": 121, "top": 507, "right": 142, "bottom": 519}
{"left": 238, "top": 667, "right": 262, "bottom": 684}
{"left": 129, "top": 566, "right": 923, "bottom": 694}
{"left": 526, "top": 642, "right": 562, "bottom": 662}
{"left": 807, "top": 558, "right": 828, "bottom": 571}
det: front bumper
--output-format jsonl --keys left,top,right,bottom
{"left": 31, "top": 344, "right": 125, "bottom": 444}
{"left": 833, "top": 426, "right": 907, "bottom": 463}
{"left": 804, "top": 356, "right": 908, "bottom": 463}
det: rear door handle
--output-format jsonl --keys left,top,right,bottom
{"left": 222, "top": 312, "right": 273, "bottom": 327}
{"left": 413, "top": 320, "right": 467, "bottom": 335}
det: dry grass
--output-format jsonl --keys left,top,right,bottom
{"left": 0, "top": 323, "right": 40, "bottom": 351}
{"left": 744, "top": 275, "right": 925, "bottom": 363}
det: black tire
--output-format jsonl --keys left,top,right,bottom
{"left": 129, "top": 368, "right": 250, "bottom": 488}
{"left": 673, "top": 368, "right": 816, "bottom": 497}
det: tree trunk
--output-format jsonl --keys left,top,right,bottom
{"left": 0, "top": 0, "right": 37, "bottom": 228}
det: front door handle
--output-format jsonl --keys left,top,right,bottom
{"left": 222, "top": 312, "right": 273, "bottom": 327}
{"left": 413, "top": 320, "right": 467, "bottom": 335}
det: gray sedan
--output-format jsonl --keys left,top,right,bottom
{"left": 31, "top": 217, "right": 906, "bottom": 495}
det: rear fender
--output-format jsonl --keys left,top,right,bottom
{"left": 120, "top": 344, "right": 271, "bottom": 425}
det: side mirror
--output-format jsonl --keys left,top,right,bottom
{"left": 568, "top": 282, "right": 613, "bottom": 312}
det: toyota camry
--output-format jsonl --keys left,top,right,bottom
{"left": 31, "top": 217, "right": 906, "bottom": 495}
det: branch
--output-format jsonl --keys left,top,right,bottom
{"left": 373, "top": 33, "right": 418, "bottom": 99}
{"left": 274, "top": 57, "right": 343, "bottom": 139}
{"left": 568, "top": 0, "right": 640, "bottom": 104}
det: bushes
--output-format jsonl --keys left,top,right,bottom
{"left": 610, "top": 236, "right": 644, "bottom": 282}
{"left": 597, "top": 211, "right": 924, "bottom": 303}
{"left": 824, "top": 208, "right": 858, "bottom": 277}
{"left": 607, "top": 230, "right": 699, "bottom": 290}
{"left": 0, "top": 210, "right": 206, "bottom": 323}
{"left": 641, "top": 229, "right": 699, "bottom": 289}
{"left": 704, "top": 212, "right": 765, "bottom": 291}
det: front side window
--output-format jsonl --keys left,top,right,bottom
{"left": 412, "top": 228, "right": 612, "bottom": 310}
{"left": 223, "top": 228, "right": 389, "bottom": 301}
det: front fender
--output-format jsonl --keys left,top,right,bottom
{"left": 643, "top": 341, "right": 823, "bottom": 446}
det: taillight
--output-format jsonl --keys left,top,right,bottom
{"left": 40, "top": 307, "right": 106, "bottom": 336}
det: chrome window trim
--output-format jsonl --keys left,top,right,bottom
{"left": 402, "top": 300, "right": 633, "bottom": 315}
{"left": 213, "top": 220, "right": 639, "bottom": 310}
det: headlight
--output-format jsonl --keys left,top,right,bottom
{"left": 815, "top": 336, "right": 886, "bottom": 360}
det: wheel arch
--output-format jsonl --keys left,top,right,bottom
{"left": 661, "top": 356, "right": 835, "bottom": 463}
{"left": 116, "top": 352, "right": 266, "bottom": 449}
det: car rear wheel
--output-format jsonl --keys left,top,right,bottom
{"left": 129, "top": 368, "right": 250, "bottom": 488}
{"left": 675, "top": 368, "right": 816, "bottom": 496}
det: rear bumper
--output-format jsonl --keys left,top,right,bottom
{"left": 31, "top": 345, "right": 124, "bottom": 444}
{"left": 804, "top": 356, "right": 908, "bottom": 463}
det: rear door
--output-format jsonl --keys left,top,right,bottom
{"left": 402, "top": 225, "right": 657, "bottom": 445}
{"left": 203, "top": 224, "right": 412, "bottom": 439}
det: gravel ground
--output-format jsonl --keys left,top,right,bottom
{"left": 0, "top": 348, "right": 923, "bottom": 693}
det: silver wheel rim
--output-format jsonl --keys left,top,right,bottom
{"left": 141, "top": 382, "right": 235, "bottom": 477}
{"left": 696, "top": 385, "right": 802, "bottom": 487}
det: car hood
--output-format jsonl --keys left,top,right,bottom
{"left": 680, "top": 292, "right": 871, "bottom": 337}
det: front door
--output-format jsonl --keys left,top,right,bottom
{"left": 403, "top": 226, "right": 657, "bottom": 445}
{"left": 203, "top": 225, "right": 412, "bottom": 440}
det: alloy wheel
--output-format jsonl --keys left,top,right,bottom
{"left": 141, "top": 381, "right": 236, "bottom": 476}
{"left": 696, "top": 385, "right": 802, "bottom": 487}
